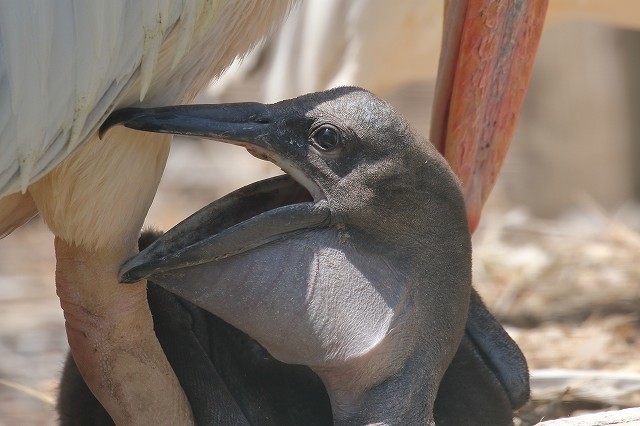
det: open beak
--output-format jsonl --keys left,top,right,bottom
{"left": 431, "top": 0, "right": 548, "bottom": 232}
{"left": 100, "top": 101, "right": 324, "bottom": 202}
{"left": 100, "top": 103, "right": 333, "bottom": 283}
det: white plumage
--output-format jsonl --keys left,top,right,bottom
{"left": 0, "top": 0, "right": 293, "bottom": 246}
{"left": 2, "top": 1, "right": 180, "bottom": 195}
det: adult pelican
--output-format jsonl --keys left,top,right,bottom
{"left": 0, "top": 2, "right": 295, "bottom": 423}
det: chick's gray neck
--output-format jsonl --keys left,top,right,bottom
{"left": 315, "top": 340, "right": 439, "bottom": 426}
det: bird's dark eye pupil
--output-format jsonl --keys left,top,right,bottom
{"left": 312, "top": 127, "right": 340, "bottom": 151}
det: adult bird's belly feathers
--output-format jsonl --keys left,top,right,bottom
{"left": 0, "top": 2, "right": 295, "bottom": 423}
{"left": 100, "top": 87, "right": 529, "bottom": 424}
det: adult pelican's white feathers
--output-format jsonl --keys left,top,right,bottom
{"left": 0, "top": 0, "right": 293, "bottom": 247}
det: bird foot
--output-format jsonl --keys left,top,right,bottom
{"left": 54, "top": 237, "right": 194, "bottom": 425}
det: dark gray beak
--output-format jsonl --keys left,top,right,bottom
{"left": 101, "top": 102, "right": 303, "bottom": 167}
{"left": 101, "top": 103, "right": 331, "bottom": 284}
{"left": 101, "top": 101, "right": 324, "bottom": 201}
{"left": 119, "top": 175, "right": 328, "bottom": 283}
{"left": 102, "top": 102, "right": 271, "bottom": 142}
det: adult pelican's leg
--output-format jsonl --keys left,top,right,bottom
{"left": 432, "top": 0, "right": 548, "bottom": 231}
{"left": 29, "top": 129, "right": 193, "bottom": 424}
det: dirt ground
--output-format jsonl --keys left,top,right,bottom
{"left": 1, "top": 84, "right": 639, "bottom": 424}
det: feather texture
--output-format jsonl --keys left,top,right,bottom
{"left": 0, "top": 0, "right": 294, "bottom": 197}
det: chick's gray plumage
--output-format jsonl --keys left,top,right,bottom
{"left": 59, "top": 235, "right": 526, "bottom": 425}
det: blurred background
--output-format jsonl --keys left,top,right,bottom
{"left": 2, "top": 1, "right": 640, "bottom": 423}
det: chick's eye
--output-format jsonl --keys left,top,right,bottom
{"left": 310, "top": 125, "right": 342, "bottom": 152}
